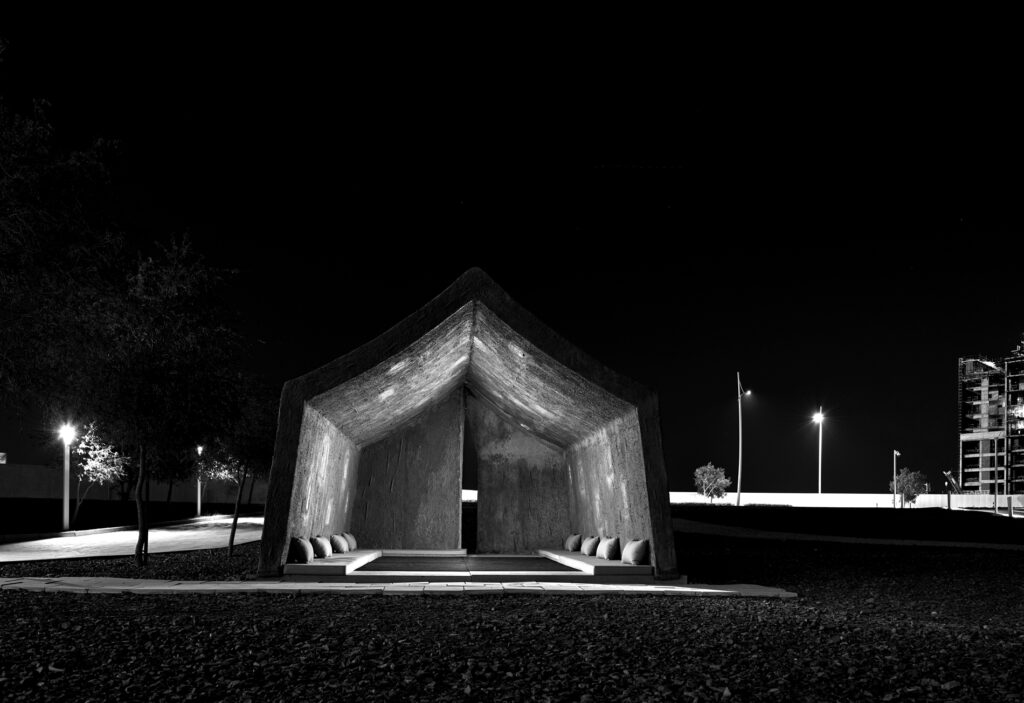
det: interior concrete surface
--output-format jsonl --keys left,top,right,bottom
{"left": 351, "top": 391, "right": 463, "bottom": 549}
{"left": 260, "top": 269, "right": 676, "bottom": 579}
{"left": 468, "top": 392, "right": 571, "bottom": 553}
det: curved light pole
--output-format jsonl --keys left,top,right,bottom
{"left": 58, "top": 423, "right": 77, "bottom": 531}
{"left": 893, "top": 450, "right": 901, "bottom": 508}
{"left": 812, "top": 408, "right": 824, "bottom": 494}
{"left": 736, "top": 372, "right": 752, "bottom": 506}
{"left": 196, "top": 445, "right": 204, "bottom": 517}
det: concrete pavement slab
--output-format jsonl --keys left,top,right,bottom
{"left": 0, "top": 577, "right": 797, "bottom": 598}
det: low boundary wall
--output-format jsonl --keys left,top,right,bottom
{"left": 669, "top": 491, "right": 1024, "bottom": 510}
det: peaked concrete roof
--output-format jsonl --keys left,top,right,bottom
{"left": 281, "top": 267, "right": 657, "bottom": 446}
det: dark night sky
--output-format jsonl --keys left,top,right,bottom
{"left": 3, "top": 20, "right": 1023, "bottom": 493}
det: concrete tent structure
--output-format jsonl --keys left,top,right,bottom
{"left": 258, "top": 269, "right": 677, "bottom": 579}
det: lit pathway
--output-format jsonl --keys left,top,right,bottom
{"left": 0, "top": 576, "right": 796, "bottom": 598}
{"left": 0, "top": 516, "right": 263, "bottom": 562}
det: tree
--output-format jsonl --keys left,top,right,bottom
{"left": 90, "top": 238, "right": 241, "bottom": 566}
{"left": 198, "top": 375, "right": 277, "bottom": 557}
{"left": 889, "top": 467, "right": 928, "bottom": 508}
{"left": 0, "top": 100, "right": 124, "bottom": 415}
{"left": 0, "top": 100, "right": 254, "bottom": 568}
{"left": 70, "top": 422, "right": 126, "bottom": 528}
{"left": 694, "top": 462, "right": 732, "bottom": 503}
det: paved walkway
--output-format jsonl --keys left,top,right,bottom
{"left": 674, "top": 518, "right": 1024, "bottom": 550}
{"left": 0, "top": 517, "right": 801, "bottom": 597}
{"left": 0, "top": 576, "right": 796, "bottom": 598}
{"left": 0, "top": 516, "right": 263, "bottom": 562}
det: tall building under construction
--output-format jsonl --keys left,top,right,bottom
{"left": 958, "top": 338, "right": 1024, "bottom": 494}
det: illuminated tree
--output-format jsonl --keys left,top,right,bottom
{"left": 889, "top": 467, "right": 928, "bottom": 508}
{"left": 694, "top": 462, "right": 732, "bottom": 503}
{"left": 71, "top": 423, "right": 127, "bottom": 528}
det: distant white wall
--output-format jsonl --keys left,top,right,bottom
{"left": 669, "top": 491, "right": 1024, "bottom": 509}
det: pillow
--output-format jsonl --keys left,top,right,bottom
{"left": 564, "top": 533, "right": 583, "bottom": 551}
{"left": 580, "top": 536, "right": 600, "bottom": 556}
{"left": 288, "top": 536, "right": 314, "bottom": 564}
{"left": 342, "top": 532, "right": 358, "bottom": 551}
{"left": 596, "top": 536, "right": 620, "bottom": 560}
{"left": 329, "top": 534, "right": 351, "bottom": 553}
{"left": 311, "top": 535, "right": 332, "bottom": 558}
{"left": 621, "top": 538, "right": 649, "bottom": 565}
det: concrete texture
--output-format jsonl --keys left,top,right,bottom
{"left": 286, "top": 405, "right": 359, "bottom": 542}
{"left": 352, "top": 391, "right": 463, "bottom": 549}
{"left": 567, "top": 410, "right": 652, "bottom": 553}
{"left": 468, "top": 392, "right": 570, "bottom": 553}
{"left": 309, "top": 303, "right": 476, "bottom": 446}
{"left": 465, "top": 305, "right": 633, "bottom": 447}
{"left": 0, "top": 576, "right": 797, "bottom": 598}
{"left": 260, "top": 269, "right": 677, "bottom": 578}
{"left": 0, "top": 516, "right": 263, "bottom": 562}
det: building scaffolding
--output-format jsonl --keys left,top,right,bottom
{"left": 958, "top": 337, "right": 1024, "bottom": 496}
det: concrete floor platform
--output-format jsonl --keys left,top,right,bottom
{"left": 0, "top": 576, "right": 796, "bottom": 598}
{"left": 283, "top": 551, "right": 663, "bottom": 584}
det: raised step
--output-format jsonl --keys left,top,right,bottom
{"left": 282, "top": 549, "right": 382, "bottom": 576}
{"left": 381, "top": 548, "right": 467, "bottom": 557}
{"left": 537, "top": 549, "right": 654, "bottom": 576}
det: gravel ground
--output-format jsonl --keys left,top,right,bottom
{"left": 2, "top": 535, "right": 1023, "bottom": 701}
{"left": 0, "top": 540, "right": 263, "bottom": 582}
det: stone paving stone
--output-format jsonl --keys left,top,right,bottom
{"left": 462, "top": 584, "right": 504, "bottom": 594}
{"left": 502, "top": 583, "right": 547, "bottom": 593}
{"left": 0, "top": 577, "right": 797, "bottom": 598}
{"left": 540, "top": 583, "right": 583, "bottom": 590}
{"left": 328, "top": 585, "right": 386, "bottom": 594}
{"left": 424, "top": 585, "right": 465, "bottom": 595}
{"left": 382, "top": 585, "right": 426, "bottom": 595}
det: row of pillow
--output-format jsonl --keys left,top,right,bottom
{"left": 288, "top": 532, "right": 358, "bottom": 564}
{"left": 563, "top": 534, "right": 649, "bottom": 565}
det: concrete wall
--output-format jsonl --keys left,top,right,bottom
{"left": 285, "top": 405, "right": 360, "bottom": 541}
{"left": 350, "top": 390, "right": 463, "bottom": 549}
{"left": 0, "top": 464, "right": 60, "bottom": 499}
{"left": 671, "top": 491, "right": 1024, "bottom": 509}
{"left": 0, "top": 463, "right": 268, "bottom": 504}
{"left": 467, "top": 393, "right": 570, "bottom": 553}
{"left": 566, "top": 410, "right": 653, "bottom": 548}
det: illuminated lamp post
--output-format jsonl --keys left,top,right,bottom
{"left": 58, "top": 424, "right": 77, "bottom": 531}
{"left": 736, "top": 372, "right": 752, "bottom": 506}
{"left": 196, "top": 445, "right": 204, "bottom": 517}
{"left": 893, "top": 450, "right": 901, "bottom": 508}
{"left": 812, "top": 408, "right": 824, "bottom": 494}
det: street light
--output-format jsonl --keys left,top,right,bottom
{"left": 196, "top": 445, "right": 204, "bottom": 517}
{"left": 58, "top": 423, "right": 77, "bottom": 531}
{"left": 812, "top": 408, "right": 824, "bottom": 494}
{"left": 736, "top": 372, "right": 752, "bottom": 506}
{"left": 893, "top": 450, "right": 901, "bottom": 509}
